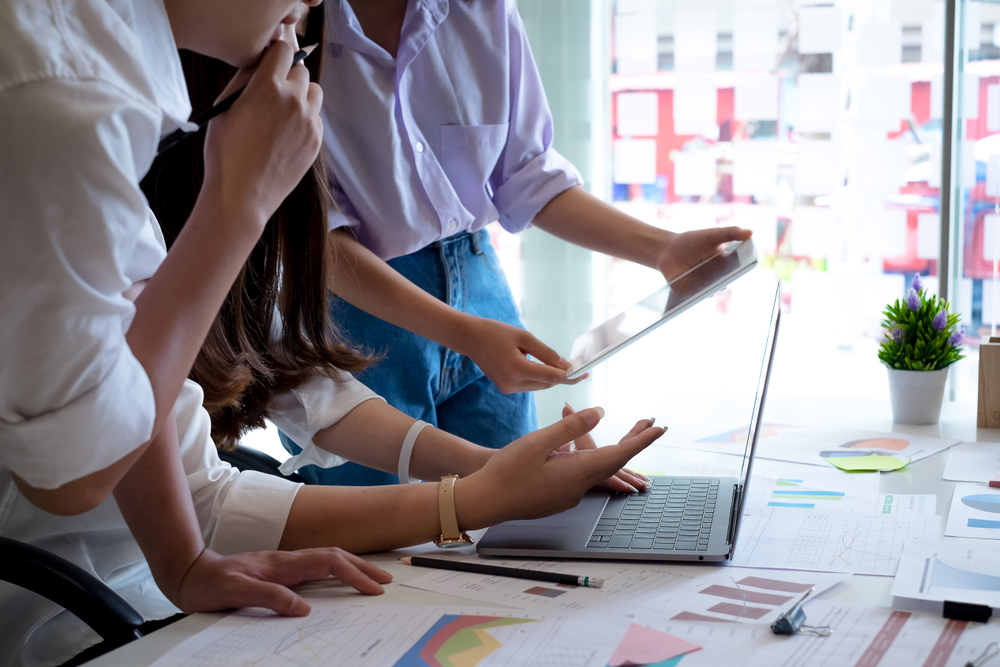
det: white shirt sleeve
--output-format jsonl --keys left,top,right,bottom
{"left": 268, "top": 373, "right": 385, "bottom": 476}
{"left": 0, "top": 79, "right": 161, "bottom": 489}
{"left": 173, "top": 380, "right": 303, "bottom": 555}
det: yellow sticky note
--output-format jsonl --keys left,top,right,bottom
{"left": 826, "top": 454, "right": 909, "bottom": 472}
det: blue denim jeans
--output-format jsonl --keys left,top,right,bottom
{"left": 279, "top": 229, "right": 537, "bottom": 486}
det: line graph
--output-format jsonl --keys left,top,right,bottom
{"left": 733, "top": 509, "right": 940, "bottom": 575}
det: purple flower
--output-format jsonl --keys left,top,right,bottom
{"left": 911, "top": 273, "right": 923, "bottom": 293}
{"left": 906, "top": 289, "right": 921, "bottom": 312}
{"left": 932, "top": 309, "right": 948, "bottom": 331}
{"left": 949, "top": 327, "right": 966, "bottom": 347}
{"left": 891, "top": 327, "right": 904, "bottom": 342}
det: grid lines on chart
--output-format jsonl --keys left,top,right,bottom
{"left": 785, "top": 515, "right": 914, "bottom": 573}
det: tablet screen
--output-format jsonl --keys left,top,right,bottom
{"left": 566, "top": 240, "right": 757, "bottom": 378}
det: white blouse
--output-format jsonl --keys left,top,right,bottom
{"left": 0, "top": 1, "right": 382, "bottom": 665}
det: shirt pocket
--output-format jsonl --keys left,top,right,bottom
{"left": 440, "top": 123, "right": 509, "bottom": 219}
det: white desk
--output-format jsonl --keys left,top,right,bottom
{"left": 84, "top": 397, "right": 1000, "bottom": 666}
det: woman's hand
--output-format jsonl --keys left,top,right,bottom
{"left": 176, "top": 547, "right": 393, "bottom": 616}
{"left": 201, "top": 38, "right": 323, "bottom": 230}
{"left": 456, "top": 408, "right": 664, "bottom": 529}
{"left": 456, "top": 316, "right": 588, "bottom": 394}
{"left": 558, "top": 403, "right": 652, "bottom": 494}
{"left": 655, "top": 226, "right": 753, "bottom": 283}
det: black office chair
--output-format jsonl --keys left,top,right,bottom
{"left": 0, "top": 445, "right": 301, "bottom": 664}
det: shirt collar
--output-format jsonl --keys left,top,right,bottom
{"left": 330, "top": 0, "right": 448, "bottom": 66}
{"left": 130, "top": 0, "right": 197, "bottom": 134}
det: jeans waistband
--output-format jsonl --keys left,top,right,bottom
{"left": 426, "top": 229, "right": 487, "bottom": 255}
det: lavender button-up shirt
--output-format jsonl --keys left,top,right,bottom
{"left": 321, "top": 0, "right": 583, "bottom": 261}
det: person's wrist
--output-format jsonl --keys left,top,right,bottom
{"left": 438, "top": 311, "right": 480, "bottom": 358}
{"left": 453, "top": 474, "right": 497, "bottom": 532}
{"left": 195, "top": 173, "right": 270, "bottom": 238}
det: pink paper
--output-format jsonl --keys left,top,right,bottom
{"left": 608, "top": 623, "right": 702, "bottom": 667}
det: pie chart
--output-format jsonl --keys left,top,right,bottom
{"left": 961, "top": 494, "right": 1000, "bottom": 514}
{"left": 840, "top": 438, "right": 909, "bottom": 451}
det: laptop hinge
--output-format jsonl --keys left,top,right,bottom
{"left": 726, "top": 483, "right": 742, "bottom": 546}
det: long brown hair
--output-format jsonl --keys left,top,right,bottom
{"left": 141, "top": 6, "right": 369, "bottom": 450}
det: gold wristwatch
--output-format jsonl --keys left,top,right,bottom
{"left": 434, "top": 475, "right": 473, "bottom": 548}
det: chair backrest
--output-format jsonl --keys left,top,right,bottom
{"left": 0, "top": 536, "right": 143, "bottom": 647}
{"left": 217, "top": 445, "right": 307, "bottom": 484}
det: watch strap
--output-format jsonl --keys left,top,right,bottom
{"left": 436, "top": 475, "right": 472, "bottom": 546}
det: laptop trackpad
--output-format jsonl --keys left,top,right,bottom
{"left": 478, "top": 494, "right": 607, "bottom": 551}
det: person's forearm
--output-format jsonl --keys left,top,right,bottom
{"left": 531, "top": 185, "right": 674, "bottom": 269}
{"left": 112, "top": 410, "right": 205, "bottom": 604}
{"left": 326, "top": 231, "right": 476, "bottom": 354}
{"left": 128, "top": 192, "right": 265, "bottom": 437}
{"left": 310, "top": 400, "right": 493, "bottom": 479}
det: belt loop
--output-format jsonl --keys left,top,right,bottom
{"left": 470, "top": 229, "right": 484, "bottom": 255}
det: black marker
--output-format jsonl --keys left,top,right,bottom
{"left": 156, "top": 44, "right": 318, "bottom": 156}
{"left": 400, "top": 556, "right": 604, "bottom": 588}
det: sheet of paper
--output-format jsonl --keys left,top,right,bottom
{"left": 877, "top": 493, "right": 937, "bottom": 516}
{"left": 147, "top": 603, "right": 630, "bottom": 667}
{"left": 943, "top": 442, "right": 1000, "bottom": 483}
{"left": 673, "top": 149, "right": 717, "bottom": 196}
{"left": 945, "top": 483, "right": 1000, "bottom": 539}
{"left": 635, "top": 568, "right": 849, "bottom": 625}
{"left": 732, "top": 508, "right": 941, "bottom": 575}
{"left": 638, "top": 599, "right": 997, "bottom": 667}
{"left": 402, "top": 559, "right": 691, "bottom": 615}
{"left": 891, "top": 539, "right": 1000, "bottom": 610}
{"left": 732, "top": 141, "right": 777, "bottom": 196}
{"left": 855, "top": 141, "right": 908, "bottom": 195}
{"left": 796, "top": 73, "right": 841, "bottom": 133}
{"left": 734, "top": 75, "right": 778, "bottom": 121}
{"left": 673, "top": 76, "right": 717, "bottom": 136}
{"left": 827, "top": 454, "right": 909, "bottom": 472}
{"left": 859, "top": 23, "right": 902, "bottom": 67}
{"left": 859, "top": 207, "right": 907, "bottom": 258}
{"left": 733, "top": 8, "right": 777, "bottom": 71}
{"left": 674, "top": 11, "right": 717, "bottom": 73}
{"left": 615, "top": 14, "right": 658, "bottom": 75}
{"left": 608, "top": 624, "right": 701, "bottom": 666}
{"left": 617, "top": 92, "right": 659, "bottom": 137}
{"left": 791, "top": 206, "right": 838, "bottom": 256}
{"left": 614, "top": 139, "right": 657, "bottom": 185}
{"left": 730, "top": 205, "right": 777, "bottom": 252}
{"left": 798, "top": 6, "right": 842, "bottom": 54}
{"left": 747, "top": 458, "right": 882, "bottom": 514}
{"left": 917, "top": 212, "right": 941, "bottom": 260}
{"left": 795, "top": 141, "right": 841, "bottom": 196}
{"left": 682, "top": 427, "right": 961, "bottom": 469}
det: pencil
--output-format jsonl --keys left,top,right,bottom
{"left": 399, "top": 556, "right": 604, "bottom": 588}
{"left": 156, "top": 44, "right": 318, "bottom": 156}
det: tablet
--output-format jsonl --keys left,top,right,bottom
{"left": 566, "top": 239, "right": 758, "bottom": 379}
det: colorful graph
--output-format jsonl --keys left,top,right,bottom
{"left": 768, "top": 478, "right": 846, "bottom": 509}
{"left": 394, "top": 615, "right": 537, "bottom": 667}
{"left": 523, "top": 586, "right": 566, "bottom": 599}
{"left": 697, "top": 423, "right": 782, "bottom": 443}
{"left": 927, "top": 558, "right": 1000, "bottom": 593}
{"left": 841, "top": 438, "right": 909, "bottom": 451}
{"left": 670, "top": 576, "right": 815, "bottom": 624}
{"left": 960, "top": 494, "right": 1000, "bottom": 513}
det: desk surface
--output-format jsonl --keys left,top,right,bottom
{"left": 85, "top": 396, "right": 1000, "bottom": 667}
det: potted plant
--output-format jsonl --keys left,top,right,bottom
{"left": 878, "top": 274, "right": 965, "bottom": 424}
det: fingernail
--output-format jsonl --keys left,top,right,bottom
{"left": 595, "top": 406, "right": 605, "bottom": 420}
{"left": 649, "top": 417, "right": 656, "bottom": 426}
{"left": 565, "top": 402, "right": 575, "bottom": 412}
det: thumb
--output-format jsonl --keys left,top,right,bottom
{"left": 528, "top": 408, "right": 604, "bottom": 457}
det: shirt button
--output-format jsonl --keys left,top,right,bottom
{"left": 415, "top": 141, "right": 424, "bottom": 153}
{"left": 447, "top": 220, "right": 458, "bottom": 232}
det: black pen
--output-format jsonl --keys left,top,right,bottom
{"left": 156, "top": 44, "right": 318, "bottom": 156}
{"left": 400, "top": 556, "right": 604, "bottom": 588}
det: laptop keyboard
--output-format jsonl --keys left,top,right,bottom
{"left": 586, "top": 477, "right": 720, "bottom": 551}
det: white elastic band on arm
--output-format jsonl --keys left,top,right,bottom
{"left": 398, "top": 420, "right": 431, "bottom": 484}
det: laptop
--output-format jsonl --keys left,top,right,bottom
{"left": 478, "top": 284, "right": 781, "bottom": 563}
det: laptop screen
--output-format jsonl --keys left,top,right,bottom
{"left": 729, "top": 283, "right": 782, "bottom": 555}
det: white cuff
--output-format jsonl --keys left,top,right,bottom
{"left": 398, "top": 421, "right": 431, "bottom": 484}
{"left": 207, "top": 471, "right": 302, "bottom": 556}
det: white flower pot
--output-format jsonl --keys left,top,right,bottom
{"left": 886, "top": 367, "right": 949, "bottom": 425}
